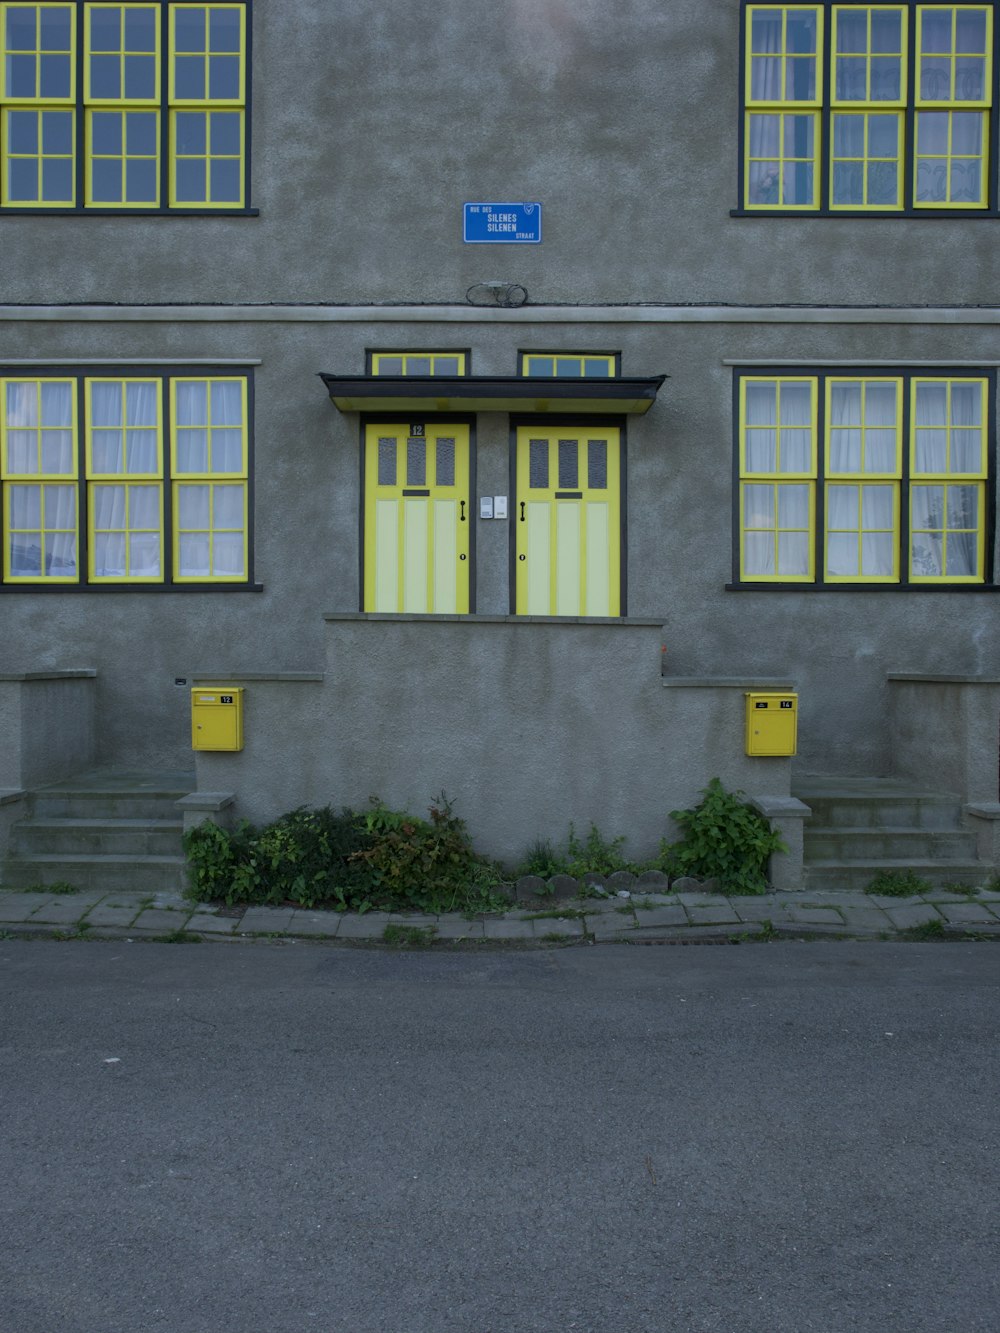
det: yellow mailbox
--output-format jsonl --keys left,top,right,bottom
{"left": 191, "top": 688, "right": 244, "bottom": 751}
{"left": 745, "top": 692, "right": 797, "bottom": 756}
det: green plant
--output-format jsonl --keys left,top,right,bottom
{"left": 19, "top": 880, "right": 79, "bottom": 895}
{"left": 154, "top": 929, "right": 202, "bottom": 943}
{"left": 515, "top": 839, "right": 568, "bottom": 879}
{"left": 521, "top": 907, "right": 588, "bottom": 921}
{"left": 865, "top": 869, "right": 933, "bottom": 898}
{"left": 659, "top": 778, "right": 786, "bottom": 896}
{"left": 351, "top": 794, "right": 499, "bottom": 914}
{"left": 906, "top": 917, "right": 946, "bottom": 940}
{"left": 514, "top": 823, "right": 640, "bottom": 880}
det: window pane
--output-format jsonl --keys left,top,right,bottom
{"left": 178, "top": 484, "right": 209, "bottom": 527}
{"left": 780, "top": 382, "right": 811, "bottom": 424}
{"left": 212, "top": 484, "right": 243, "bottom": 527}
{"left": 861, "top": 484, "right": 893, "bottom": 527}
{"left": 911, "top": 533, "right": 943, "bottom": 577}
{"left": 7, "top": 430, "right": 36, "bottom": 472}
{"left": 558, "top": 439, "right": 578, "bottom": 488}
{"left": 827, "top": 532, "right": 858, "bottom": 575}
{"left": 174, "top": 55, "right": 204, "bottom": 98}
{"left": 406, "top": 437, "right": 426, "bottom": 485}
{"left": 914, "top": 429, "right": 947, "bottom": 473}
{"left": 436, "top": 437, "right": 455, "bottom": 487}
{"left": 10, "top": 483, "right": 41, "bottom": 526}
{"left": 777, "top": 484, "right": 809, "bottom": 527}
{"left": 865, "top": 430, "right": 897, "bottom": 472}
{"left": 529, "top": 439, "right": 548, "bottom": 488}
{"left": 210, "top": 428, "right": 242, "bottom": 472}
{"left": 780, "top": 428, "right": 811, "bottom": 472}
{"left": 947, "top": 484, "right": 978, "bottom": 530}
{"left": 212, "top": 530, "right": 244, "bottom": 575}
{"left": 126, "top": 429, "right": 157, "bottom": 472}
{"left": 40, "top": 381, "right": 72, "bottom": 425}
{"left": 129, "top": 532, "right": 160, "bottom": 576}
{"left": 209, "top": 158, "right": 241, "bottom": 204}
{"left": 746, "top": 429, "right": 777, "bottom": 472}
{"left": 912, "top": 485, "right": 943, "bottom": 530}
{"left": 40, "top": 429, "right": 72, "bottom": 473}
{"left": 93, "top": 531, "right": 126, "bottom": 576}
{"left": 377, "top": 437, "right": 396, "bottom": 486}
{"left": 946, "top": 531, "right": 977, "bottom": 576}
{"left": 950, "top": 430, "right": 981, "bottom": 473}
{"left": 861, "top": 531, "right": 894, "bottom": 576}
{"left": 173, "top": 7, "right": 204, "bottom": 52}
{"left": 178, "top": 532, "right": 209, "bottom": 575}
{"left": 175, "top": 429, "right": 207, "bottom": 472}
{"left": 207, "top": 53, "right": 239, "bottom": 99}
{"left": 123, "top": 53, "right": 155, "bottom": 99}
{"left": 744, "top": 531, "right": 775, "bottom": 575}
{"left": 777, "top": 531, "right": 809, "bottom": 575}
{"left": 743, "top": 483, "right": 774, "bottom": 527}
{"left": 176, "top": 380, "right": 207, "bottom": 423}
{"left": 209, "top": 7, "right": 242, "bottom": 52}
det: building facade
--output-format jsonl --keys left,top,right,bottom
{"left": 2, "top": 0, "right": 999, "bottom": 874}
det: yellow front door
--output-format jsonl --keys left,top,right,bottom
{"left": 363, "top": 422, "right": 470, "bottom": 613}
{"left": 515, "top": 425, "right": 621, "bottom": 615}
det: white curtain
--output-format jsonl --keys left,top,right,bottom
{"left": 125, "top": 380, "right": 158, "bottom": 473}
{"left": 175, "top": 381, "right": 208, "bottom": 472}
{"left": 745, "top": 381, "right": 777, "bottom": 472}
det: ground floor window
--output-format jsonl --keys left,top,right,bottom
{"left": 735, "top": 368, "right": 994, "bottom": 586}
{"left": 0, "top": 367, "right": 251, "bottom": 587}
{"left": 514, "top": 422, "right": 623, "bottom": 615}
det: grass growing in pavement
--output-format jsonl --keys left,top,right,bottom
{"left": 18, "top": 881, "right": 80, "bottom": 895}
{"left": 383, "top": 924, "right": 437, "bottom": 948}
{"left": 865, "top": 869, "right": 934, "bottom": 898}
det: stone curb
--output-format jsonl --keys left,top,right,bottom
{"left": 1, "top": 887, "right": 1000, "bottom": 948}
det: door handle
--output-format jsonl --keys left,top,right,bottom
{"left": 460, "top": 500, "right": 466, "bottom": 521}
{"left": 519, "top": 501, "right": 525, "bottom": 522}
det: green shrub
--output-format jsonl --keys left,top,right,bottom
{"left": 184, "top": 806, "right": 372, "bottom": 909}
{"left": 184, "top": 796, "right": 507, "bottom": 915}
{"left": 660, "top": 778, "right": 786, "bottom": 895}
{"left": 351, "top": 794, "right": 506, "bottom": 914}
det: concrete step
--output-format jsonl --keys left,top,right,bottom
{"left": 802, "top": 794, "right": 964, "bottom": 830}
{"left": 804, "top": 859, "right": 987, "bottom": 893}
{"left": 1, "top": 854, "right": 188, "bottom": 894}
{"left": 27, "top": 789, "right": 190, "bottom": 820}
{"left": 804, "top": 826, "right": 979, "bottom": 862}
{"left": 9, "top": 818, "right": 185, "bottom": 857}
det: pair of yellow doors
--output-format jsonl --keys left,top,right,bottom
{"left": 363, "top": 423, "right": 621, "bottom": 615}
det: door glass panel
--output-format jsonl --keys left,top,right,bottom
{"left": 406, "top": 437, "right": 425, "bottom": 485}
{"left": 436, "top": 437, "right": 455, "bottom": 486}
{"left": 558, "top": 439, "right": 578, "bottom": 488}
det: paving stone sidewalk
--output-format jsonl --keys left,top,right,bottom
{"left": 2, "top": 885, "right": 1000, "bottom": 945}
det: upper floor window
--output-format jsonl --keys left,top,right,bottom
{"left": 519, "top": 353, "right": 618, "bottom": 377}
{"left": 0, "top": 1, "right": 250, "bottom": 212}
{"left": 735, "top": 367, "right": 993, "bottom": 585}
{"left": 740, "top": 4, "right": 997, "bottom": 214}
{"left": 368, "top": 352, "right": 467, "bottom": 376}
{"left": 0, "top": 367, "right": 252, "bottom": 586}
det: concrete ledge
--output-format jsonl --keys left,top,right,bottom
{"left": 323, "top": 613, "right": 665, "bottom": 627}
{"left": 0, "top": 789, "right": 25, "bottom": 806}
{"left": 177, "top": 791, "right": 236, "bottom": 833}
{"left": 0, "top": 670, "right": 96, "bottom": 681}
{"left": 963, "top": 803, "right": 1000, "bottom": 865}
{"left": 191, "top": 673, "right": 323, "bottom": 682}
{"left": 662, "top": 677, "right": 795, "bottom": 689}
{"left": 748, "top": 795, "right": 810, "bottom": 894}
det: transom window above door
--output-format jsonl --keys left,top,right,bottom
{"left": 368, "top": 352, "right": 468, "bottom": 376}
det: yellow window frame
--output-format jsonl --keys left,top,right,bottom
{"left": 825, "top": 377, "right": 903, "bottom": 477}
{"left": 370, "top": 352, "right": 468, "bottom": 376}
{"left": 84, "top": 376, "right": 162, "bottom": 476}
{"left": 1, "top": 105, "right": 76, "bottom": 205}
{"left": 167, "top": 106, "right": 243, "bottom": 207}
{"left": 745, "top": 4, "right": 824, "bottom": 107}
{"left": 910, "top": 376, "right": 988, "bottom": 477}
{"left": 823, "top": 480, "right": 900, "bottom": 582}
{"left": 171, "top": 477, "right": 247, "bottom": 582}
{"left": 915, "top": 4, "right": 992, "bottom": 107}
{"left": 913, "top": 108, "right": 989, "bottom": 207}
{"left": 167, "top": 2, "right": 245, "bottom": 106}
{"left": 831, "top": 5, "right": 907, "bottom": 107}
{"left": 519, "top": 353, "right": 616, "bottom": 378}
{"left": 169, "top": 375, "right": 247, "bottom": 478}
{"left": 87, "top": 479, "right": 164, "bottom": 581}
{"left": 739, "top": 480, "right": 816, "bottom": 582}
{"left": 830, "top": 110, "right": 904, "bottom": 208}
{"left": 0, "top": 376, "right": 78, "bottom": 477}
{"left": 83, "top": 3, "right": 160, "bottom": 105}
{"left": 739, "top": 376, "right": 818, "bottom": 479}
{"left": 2, "top": 480, "right": 79, "bottom": 581}
{"left": 0, "top": 2, "right": 76, "bottom": 103}
{"left": 744, "top": 110, "right": 820, "bottom": 208}
{"left": 84, "top": 107, "right": 160, "bottom": 206}
{"left": 909, "top": 481, "right": 985, "bottom": 582}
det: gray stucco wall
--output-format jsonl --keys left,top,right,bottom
{"left": 1, "top": 310, "right": 997, "bottom": 793}
{"left": 0, "top": 674, "right": 96, "bottom": 789}
{"left": 0, "top": 0, "right": 997, "bottom": 308}
{"left": 192, "top": 620, "right": 794, "bottom": 862}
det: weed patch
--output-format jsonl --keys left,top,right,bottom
{"left": 19, "top": 881, "right": 79, "bottom": 895}
{"left": 905, "top": 918, "right": 946, "bottom": 940}
{"left": 383, "top": 924, "right": 437, "bottom": 948}
{"left": 865, "top": 869, "right": 933, "bottom": 898}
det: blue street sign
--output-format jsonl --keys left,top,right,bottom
{"left": 463, "top": 202, "right": 542, "bottom": 243}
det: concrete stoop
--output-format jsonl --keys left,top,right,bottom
{"left": 796, "top": 776, "right": 990, "bottom": 892}
{"left": 1, "top": 770, "right": 194, "bottom": 894}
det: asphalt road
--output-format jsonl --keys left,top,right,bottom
{"left": 1, "top": 939, "right": 997, "bottom": 1333}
